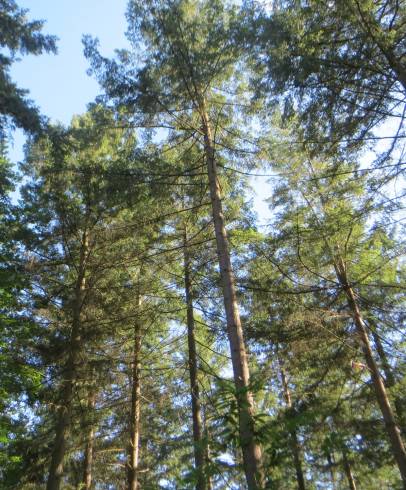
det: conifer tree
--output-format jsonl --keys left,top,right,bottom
{"left": 252, "top": 128, "right": 406, "bottom": 485}
{"left": 84, "top": 1, "right": 266, "bottom": 486}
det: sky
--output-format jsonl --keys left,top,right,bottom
{"left": 9, "top": 0, "right": 129, "bottom": 160}
{"left": 11, "top": 0, "right": 128, "bottom": 123}
{"left": 8, "top": 0, "right": 273, "bottom": 221}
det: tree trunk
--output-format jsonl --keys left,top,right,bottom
{"left": 278, "top": 357, "right": 306, "bottom": 490}
{"left": 82, "top": 391, "right": 96, "bottom": 490}
{"left": 183, "top": 228, "right": 207, "bottom": 490}
{"left": 335, "top": 259, "right": 406, "bottom": 488}
{"left": 206, "top": 435, "right": 213, "bottom": 490}
{"left": 47, "top": 230, "right": 88, "bottom": 490}
{"left": 203, "top": 404, "right": 213, "bottom": 490}
{"left": 128, "top": 290, "right": 142, "bottom": 490}
{"left": 342, "top": 449, "right": 356, "bottom": 490}
{"left": 371, "top": 327, "right": 405, "bottom": 432}
{"left": 327, "top": 452, "right": 336, "bottom": 490}
{"left": 200, "top": 104, "right": 264, "bottom": 489}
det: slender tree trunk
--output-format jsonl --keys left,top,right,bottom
{"left": 335, "top": 259, "right": 406, "bottom": 488}
{"left": 128, "top": 291, "right": 142, "bottom": 490}
{"left": 327, "top": 452, "right": 336, "bottom": 490}
{"left": 278, "top": 357, "right": 306, "bottom": 490}
{"left": 342, "top": 449, "right": 356, "bottom": 490}
{"left": 371, "top": 327, "right": 405, "bottom": 431}
{"left": 82, "top": 391, "right": 96, "bottom": 490}
{"left": 47, "top": 230, "right": 88, "bottom": 490}
{"left": 199, "top": 104, "right": 264, "bottom": 489}
{"left": 206, "top": 435, "right": 213, "bottom": 490}
{"left": 183, "top": 228, "right": 206, "bottom": 490}
{"left": 202, "top": 404, "right": 213, "bottom": 490}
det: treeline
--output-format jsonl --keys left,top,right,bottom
{"left": 0, "top": 1, "right": 405, "bottom": 489}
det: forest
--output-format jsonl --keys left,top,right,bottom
{"left": 0, "top": 0, "right": 405, "bottom": 489}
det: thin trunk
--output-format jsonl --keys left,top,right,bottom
{"left": 183, "top": 228, "right": 206, "bottom": 490}
{"left": 335, "top": 258, "right": 406, "bottom": 488}
{"left": 327, "top": 452, "right": 336, "bottom": 490}
{"left": 47, "top": 230, "right": 88, "bottom": 490}
{"left": 82, "top": 392, "right": 96, "bottom": 490}
{"left": 203, "top": 404, "right": 213, "bottom": 490}
{"left": 128, "top": 291, "right": 142, "bottom": 490}
{"left": 371, "top": 327, "right": 405, "bottom": 431}
{"left": 200, "top": 104, "right": 264, "bottom": 489}
{"left": 278, "top": 358, "right": 306, "bottom": 490}
{"left": 206, "top": 436, "right": 213, "bottom": 490}
{"left": 342, "top": 450, "right": 356, "bottom": 490}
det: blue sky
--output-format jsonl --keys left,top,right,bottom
{"left": 9, "top": 0, "right": 129, "bottom": 161}
{"left": 8, "top": 0, "right": 273, "bottom": 221}
{"left": 12, "top": 0, "right": 128, "bottom": 123}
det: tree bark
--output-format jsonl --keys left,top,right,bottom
{"left": 335, "top": 258, "right": 406, "bottom": 488}
{"left": 82, "top": 390, "right": 96, "bottom": 490}
{"left": 47, "top": 230, "right": 88, "bottom": 490}
{"left": 128, "top": 290, "right": 142, "bottom": 490}
{"left": 199, "top": 104, "right": 264, "bottom": 489}
{"left": 278, "top": 357, "right": 306, "bottom": 490}
{"left": 342, "top": 449, "right": 356, "bottom": 490}
{"left": 183, "top": 228, "right": 207, "bottom": 490}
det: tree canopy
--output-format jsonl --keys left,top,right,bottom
{"left": 1, "top": 1, "right": 405, "bottom": 489}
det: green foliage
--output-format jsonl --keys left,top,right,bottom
{"left": 1, "top": 1, "right": 405, "bottom": 488}
{"left": 242, "top": 0, "right": 406, "bottom": 157}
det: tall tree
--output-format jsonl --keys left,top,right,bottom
{"left": 84, "top": 1, "right": 265, "bottom": 486}
{"left": 20, "top": 108, "right": 150, "bottom": 489}
{"left": 256, "top": 130, "right": 406, "bottom": 485}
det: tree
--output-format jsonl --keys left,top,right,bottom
{"left": 84, "top": 1, "right": 266, "bottom": 486}
{"left": 20, "top": 108, "right": 153, "bottom": 489}
{"left": 251, "top": 121, "right": 406, "bottom": 485}
{"left": 0, "top": 145, "right": 44, "bottom": 486}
